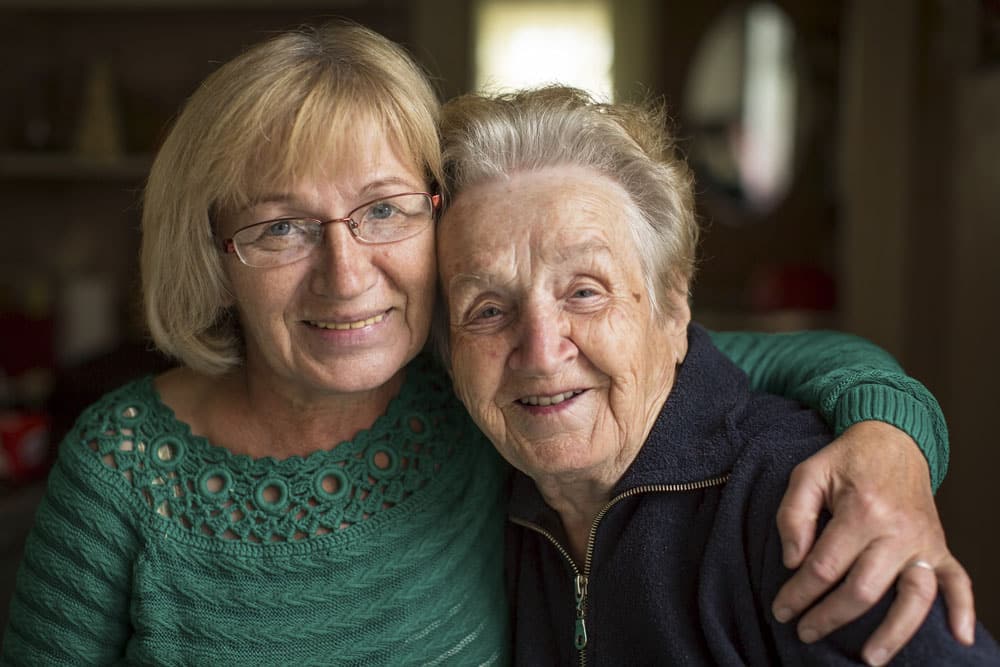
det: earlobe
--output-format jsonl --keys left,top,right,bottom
{"left": 674, "top": 333, "right": 689, "bottom": 365}
{"left": 662, "top": 291, "right": 691, "bottom": 365}
{"left": 668, "top": 315, "right": 689, "bottom": 364}
{"left": 664, "top": 291, "right": 691, "bottom": 334}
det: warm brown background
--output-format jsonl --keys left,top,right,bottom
{"left": 1, "top": 0, "right": 997, "bottom": 637}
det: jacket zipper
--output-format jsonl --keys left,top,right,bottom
{"left": 510, "top": 472, "right": 730, "bottom": 667}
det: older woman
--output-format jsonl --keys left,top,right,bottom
{"left": 436, "top": 86, "right": 996, "bottom": 666}
{"left": 0, "top": 23, "right": 971, "bottom": 666}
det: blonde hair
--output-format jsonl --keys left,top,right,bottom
{"left": 142, "top": 21, "right": 442, "bottom": 374}
{"left": 439, "top": 86, "right": 698, "bottom": 316}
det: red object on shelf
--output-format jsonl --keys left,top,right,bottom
{"left": 749, "top": 264, "right": 837, "bottom": 312}
{"left": 0, "top": 412, "right": 51, "bottom": 482}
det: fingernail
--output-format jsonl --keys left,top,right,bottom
{"left": 963, "top": 619, "right": 976, "bottom": 645}
{"left": 865, "top": 647, "right": 889, "bottom": 666}
{"left": 774, "top": 607, "right": 793, "bottom": 623}
{"left": 799, "top": 627, "right": 818, "bottom": 644}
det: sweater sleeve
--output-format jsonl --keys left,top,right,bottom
{"left": 709, "top": 329, "right": 948, "bottom": 491}
{"left": 1, "top": 436, "right": 137, "bottom": 665}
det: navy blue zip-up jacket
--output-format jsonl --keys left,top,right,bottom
{"left": 505, "top": 324, "right": 999, "bottom": 665}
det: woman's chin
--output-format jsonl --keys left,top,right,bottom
{"left": 510, "top": 438, "right": 606, "bottom": 481}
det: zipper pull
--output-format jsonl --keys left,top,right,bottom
{"left": 574, "top": 574, "right": 589, "bottom": 650}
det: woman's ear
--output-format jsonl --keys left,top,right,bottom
{"left": 660, "top": 287, "right": 691, "bottom": 365}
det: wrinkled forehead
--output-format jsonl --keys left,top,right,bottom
{"left": 438, "top": 170, "right": 632, "bottom": 284}
{"left": 441, "top": 166, "right": 631, "bottom": 245}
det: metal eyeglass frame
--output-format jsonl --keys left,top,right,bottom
{"left": 220, "top": 192, "right": 441, "bottom": 267}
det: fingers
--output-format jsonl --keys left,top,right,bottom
{"left": 772, "top": 509, "right": 874, "bottom": 624}
{"left": 781, "top": 552, "right": 976, "bottom": 665}
{"left": 792, "top": 540, "right": 901, "bottom": 643}
{"left": 937, "top": 557, "right": 976, "bottom": 645}
{"left": 775, "top": 459, "right": 827, "bottom": 569}
{"left": 859, "top": 562, "right": 939, "bottom": 666}
{"left": 771, "top": 422, "right": 978, "bottom": 655}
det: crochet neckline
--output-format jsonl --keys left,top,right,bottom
{"left": 85, "top": 354, "right": 466, "bottom": 545}
{"left": 137, "top": 372, "right": 411, "bottom": 470}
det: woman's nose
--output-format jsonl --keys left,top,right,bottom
{"left": 309, "top": 222, "right": 377, "bottom": 298}
{"left": 509, "top": 307, "right": 575, "bottom": 375}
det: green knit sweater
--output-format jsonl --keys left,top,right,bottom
{"left": 2, "top": 355, "right": 509, "bottom": 666}
{"left": 1, "top": 330, "right": 947, "bottom": 665}
{"left": 711, "top": 329, "right": 947, "bottom": 489}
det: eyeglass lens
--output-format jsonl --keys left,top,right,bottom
{"left": 232, "top": 193, "right": 433, "bottom": 267}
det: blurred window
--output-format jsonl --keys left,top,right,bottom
{"left": 685, "top": 2, "right": 797, "bottom": 216}
{"left": 475, "top": 0, "right": 613, "bottom": 100}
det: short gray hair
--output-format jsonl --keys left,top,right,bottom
{"left": 435, "top": 86, "right": 698, "bottom": 363}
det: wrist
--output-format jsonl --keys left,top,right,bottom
{"left": 834, "top": 384, "right": 943, "bottom": 491}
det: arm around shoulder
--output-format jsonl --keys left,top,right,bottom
{"left": 709, "top": 328, "right": 947, "bottom": 490}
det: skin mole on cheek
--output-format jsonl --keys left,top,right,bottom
{"left": 632, "top": 292, "right": 641, "bottom": 303}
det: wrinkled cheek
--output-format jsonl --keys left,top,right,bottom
{"left": 603, "top": 388, "right": 638, "bottom": 433}
{"left": 462, "top": 394, "right": 506, "bottom": 448}
{"left": 561, "top": 400, "right": 598, "bottom": 431}
{"left": 452, "top": 338, "right": 504, "bottom": 389}
{"left": 451, "top": 354, "right": 487, "bottom": 410}
{"left": 451, "top": 355, "right": 502, "bottom": 438}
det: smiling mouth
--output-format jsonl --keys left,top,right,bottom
{"left": 307, "top": 311, "right": 387, "bottom": 331}
{"left": 518, "top": 390, "right": 584, "bottom": 407}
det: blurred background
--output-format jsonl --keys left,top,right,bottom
{"left": 0, "top": 0, "right": 997, "bottom": 635}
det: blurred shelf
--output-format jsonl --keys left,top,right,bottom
{"left": 0, "top": 152, "right": 152, "bottom": 182}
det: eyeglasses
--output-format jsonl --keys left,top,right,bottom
{"left": 221, "top": 192, "right": 440, "bottom": 268}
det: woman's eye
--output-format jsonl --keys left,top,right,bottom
{"left": 265, "top": 220, "right": 295, "bottom": 237}
{"left": 476, "top": 305, "right": 503, "bottom": 320}
{"left": 368, "top": 202, "right": 400, "bottom": 220}
{"left": 572, "top": 287, "right": 597, "bottom": 299}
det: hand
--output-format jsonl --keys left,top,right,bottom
{"left": 772, "top": 421, "right": 975, "bottom": 666}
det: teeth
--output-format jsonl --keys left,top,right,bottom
{"left": 309, "top": 313, "right": 385, "bottom": 330}
{"left": 519, "top": 391, "right": 582, "bottom": 407}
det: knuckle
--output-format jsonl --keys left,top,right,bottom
{"left": 775, "top": 504, "right": 796, "bottom": 527}
{"left": 805, "top": 556, "right": 842, "bottom": 586}
{"left": 944, "top": 565, "right": 973, "bottom": 591}
{"left": 920, "top": 530, "right": 947, "bottom": 552}
{"left": 779, "top": 578, "right": 810, "bottom": 607}
{"left": 846, "top": 577, "right": 884, "bottom": 607}
{"left": 788, "top": 460, "right": 816, "bottom": 485}
{"left": 898, "top": 574, "right": 938, "bottom": 604}
{"left": 852, "top": 489, "right": 891, "bottom": 521}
